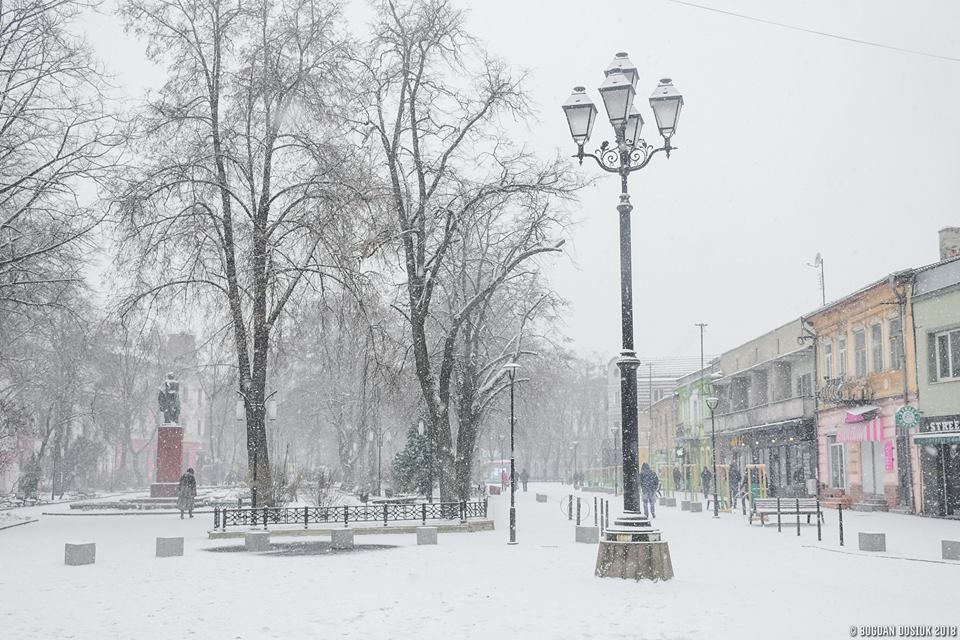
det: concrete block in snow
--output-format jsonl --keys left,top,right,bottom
{"left": 156, "top": 537, "right": 184, "bottom": 557}
{"left": 244, "top": 531, "right": 270, "bottom": 552}
{"left": 416, "top": 527, "right": 438, "bottom": 545}
{"left": 65, "top": 543, "right": 96, "bottom": 566}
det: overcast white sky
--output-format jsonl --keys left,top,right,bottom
{"left": 85, "top": 0, "right": 960, "bottom": 362}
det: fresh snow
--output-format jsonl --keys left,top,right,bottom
{"left": 1, "top": 483, "right": 957, "bottom": 639}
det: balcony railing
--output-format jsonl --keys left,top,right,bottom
{"left": 714, "top": 395, "right": 815, "bottom": 433}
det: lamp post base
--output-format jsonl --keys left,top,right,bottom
{"left": 594, "top": 511, "right": 674, "bottom": 581}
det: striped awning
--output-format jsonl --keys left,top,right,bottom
{"left": 837, "top": 417, "right": 884, "bottom": 443}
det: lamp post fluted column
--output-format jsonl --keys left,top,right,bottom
{"left": 616, "top": 188, "right": 642, "bottom": 512}
{"left": 504, "top": 361, "right": 520, "bottom": 545}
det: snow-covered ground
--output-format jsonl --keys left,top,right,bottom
{"left": 1, "top": 483, "right": 957, "bottom": 639}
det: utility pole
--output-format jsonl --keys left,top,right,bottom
{"left": 695, "top": 323, "right": 707, "bottom": 472}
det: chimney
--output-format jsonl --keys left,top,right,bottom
{"left": 939, "top": 227, "right": 960, "bottom": 261}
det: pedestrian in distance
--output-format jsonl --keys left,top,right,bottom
{"left": 520, "top": 469, "right": 529, "bottom": 492}
{"left": 673, "top": 467, "right": 683, "bottom": 492}
{"left": 177, "top": 468, "right": 197, "bottom": 519}
{"left": 639, "top": 463, "right": 660, "bottom": 519}
{"left": 728, "top": 464, "right": 742, "bottom": 507}
{"left": 700, "top": 466, "right": 712, "bottom": 501}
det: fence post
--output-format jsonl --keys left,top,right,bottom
{"left": 213, "top": 506, "right": 219, "bottom": 530}
{"left": 838, "top": 504, "right": 844, "bottom": 546}
{"left": 304, "top": 505, "right": 309, "bottom": 530}
{"left": 605, "top": 499, "right": 610, "bottom": 529}
{"left": 568, "top": 495, "right": 573, "bottom": 521}
{"left": 422, "top": 503, "right": 427, "bottom": 526}
{"left": 742, "top": 493, "right": 747, "bottom": 516}
{"left": 816, "top": 498, "right": 822, "bottom": 542}
{"left": 484, "top": 497, "right": 489, "bottom": 519}
{"left": 594, "top": 496, "right": 598, "bottom": 527}
{"left": 460, "top": 500, "right": 467, "bottom": 523}
{"left": 576, "top": 497, "right": 581, "bottom": 526}
{"left": 383, "top": 504, "right": 388, "bottom": 527}
{"left": 344, "top": 506, "right": 349, "bottom": 529}
{"left": 262, "top": 507, "right": 268, "bottom": 531}
{"left": 599, "top": 499, "right": 605, "bottom": 534}
{"left": 776, "top": 498, "right": 782, "bottom": 533}
{"left": 795, "top": 498, "right": 801, "bottom": 536}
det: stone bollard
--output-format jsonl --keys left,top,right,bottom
{"left": 535, "top": 494, "right": 548, "bottom": 503}
{"left": 575, "top": 526, "right": 599, "bottom": 544}
{"left": 417, "top": 527, "right": 438, "bottom": 545}
{"left": 680, "top": 500, "right": 691, "bottom": 511}
{"left": 858, "top": 532, "right": 886, "bottom": 552}
{"left": 156, "top": 537, "right": 184, "bottom": 558}
{"left": 65, "top": 543, "right": 96, "bottom": 566}
{"left": 331, "top": 528, "right": 355, "bottom": 550}
{"left": 662, "top": 497, "right": 677, "bottom": 507}
{"left": 942, "top": 540, "right": 960, "bottom": 561}
{"left": 688, "top": 502, "right": 703, "bottom": 513}
{"left": 244, "top": 531, "right": 271, "bottom": 552}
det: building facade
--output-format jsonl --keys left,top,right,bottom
{"left": 710, "top": 319, "right": 817, "bottom": 498}
{"left": 807, "top": 273, "right": 920, "bottom": 511}
{"left": 911, "top": 255, "right": 960, "bottom": 518}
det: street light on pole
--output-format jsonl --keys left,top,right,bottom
{"left": 503, "top": 361, "right": 520, "bottom": 545}
{"left": 705, "top": 396, "right": 720, "bottom": 518}
{"left": 563, "top": 56, "right": 683, "bottom": 516}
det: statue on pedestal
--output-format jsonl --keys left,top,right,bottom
{"left": 158, "top": 372, "right": 181, "bottom": 424}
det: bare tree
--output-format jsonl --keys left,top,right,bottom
{"left": 358, "top": 0, "right": 581, "bottom": 499}
{"left": 0, "top": 0, "right": 121, "bottom": 311}
{"left": 115, "top": 0, "right": 362, "bottom": 504}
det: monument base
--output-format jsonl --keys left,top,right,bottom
{"left": 594, "top": 511, "right": 674, "bottom": 581}
{"left": 151, "top": 482, "right": 180, "bottom": 498}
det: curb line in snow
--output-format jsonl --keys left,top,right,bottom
{"left": 802, "top": 544, "right": 960, "bottom": 566}
{"left": 0, "top": 518, "right": 38, "bottom": 531}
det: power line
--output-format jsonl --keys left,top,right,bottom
{"left": 663, "top": 0, "right": 960, "bottom": 64}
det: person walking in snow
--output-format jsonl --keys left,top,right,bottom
{"left": 700, "top": 467, "right": 712, "bottom": 501}
{"left": 639, "top": 463, "right": 660, "bottom": 518}
{"left": 177, "top": 468, "right": 197, "bottom": 519}
{"left": 673, "top": 467, "right": 683, "bottom": 492}
{"left": 520, "top": 469, "right": 529, "bottom": 492}
{"left": 728, "top": 464, "right": 742, "bottom": 508}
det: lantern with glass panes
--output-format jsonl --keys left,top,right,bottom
{"left": 562, "top": 53, "right": 683, "bottom": 182}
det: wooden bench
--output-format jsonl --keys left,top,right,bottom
{"left": 749, "top": 497, "right": 824, "bottom": 526}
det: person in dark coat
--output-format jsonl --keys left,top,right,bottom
{"left": 639, "top": 463, "right": 660, "bottom": 518}
{"left": 673, "top": 467, "right": 683, "bottom": 492}
{"left": 520, "top": 469, "right": 529, "bottom": 492}
{"left": 700, "top": 467, "right": 712, "bottom": 501}
{"left": 728, "top": 464, "right": 742, "bottom": 507}
{"left": 177, "top": 468, "right": 197, "bottom": 519}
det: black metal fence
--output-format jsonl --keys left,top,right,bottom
{"left": 214, "top": 499, "right": 488, "bottom": 531}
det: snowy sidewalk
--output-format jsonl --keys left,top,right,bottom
{"left": 0, "top": 483, "right": 957, "bottom": 639}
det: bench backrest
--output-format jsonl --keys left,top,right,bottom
{"left": 754, "top": 498, "right": 820, "bottom": 509}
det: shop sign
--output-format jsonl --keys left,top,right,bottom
{"left": 884, "top": 440, "right": 894, "bottom": 471}
{"left": 920, "top": 414, "right": 960, "bottom": 434}
{"left": 895, "top": 405, "right": 921, "bottom": 429}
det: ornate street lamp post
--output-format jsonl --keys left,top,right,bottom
{"left": 563, "top": 53, "right": 683, "bottom": 581}
{"left": 705, "top": 396, "right": 720, "bottom": 517}
{"left": 504, "top": 362, "right": 520, "bottom": 545}
{"left": 562, "top": 54, "right": 683, "bottom": 515}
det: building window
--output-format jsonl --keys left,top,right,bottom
{"left": 934, "top": 328, "right": 960, "bottom": 381}
{"left": 870, "top": 324, "right": 883, "bottom": 374}
{"left": 837, "top": 336, "right": 847, "bottom": 377}
{"left": 853, "top": 329, "right": 866, "bottom": 377}
{"left": 828, "top": 435, "right": 846, "bottom": 489}
{"left": 823, "top": 340, "right": 833, "bottom": 379}
{"left": 797, "top": 373, "right": 812, "bottom": 397}
{"left": 889, "top": 318, "right": 903, "bottom": 370}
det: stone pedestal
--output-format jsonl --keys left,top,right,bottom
{"left": 576, "top": 526, "right": 599, "bottom": 544}
{"left": 65, "top": 543, "right": 96, "bottom": 566}
{"left": 858, "top": 532, "right": 886, "bottom": 552}
{"left": 535, "top": 493, "right": 548, "bottom": 503}
{"left": 417, "top": 527, "right": 438, "bottom": 545}
{"left": 942, "top": 540, "right": 960, "bottom": 561}
{"left": 156, "top": 537, "right": 184, "bottom": 557}
{"left": 331, "top": 529, "right": 354, "bottom": 550}
{"left": 244, "top": 531, "right": 270, "bottom": 552}
{"left": 661, "top": 497, "right": 677, "bottom": 507}
{"left": 680, "top": 500, "right": 691, "bottom": 511}
{"left": 689, "top": 502, "right": 703, "bottom": 512}
{"left": 595, "top": 512, "right": 673, "bottom": 581}
{"left": 150, "top": 425, "right": 184, "bottom": 498}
